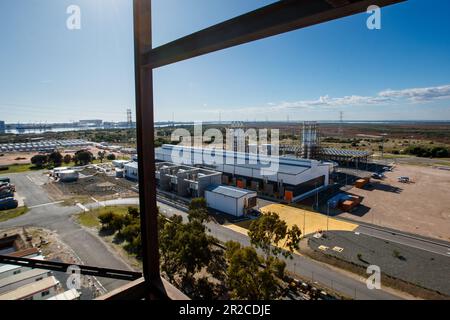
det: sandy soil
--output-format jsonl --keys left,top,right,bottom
{"left": 342, "top": 164, "right": 450, "bottom": 241}
{"left": 0, "top": 152, "right": 34, "bottom": 165}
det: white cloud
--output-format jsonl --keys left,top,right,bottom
{"left": 199, "top": 84, "right": 450, "bottom": 116}
{"left": 379, "top": 84, "right": 450, "bottom": 102}
{"left": 272, "top": 84, "right": 450, "bottom": 111}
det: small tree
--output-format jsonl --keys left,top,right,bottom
{"left": 107, "top": 153, "right": 116, "bottom": 161}
{"left": 248, "top": 211, "right": 302, "bottom": 260}
{"left": 127, "top": 207, "right": 139, "bottom": 219}
{"left": 97, "top": 151, "right": 106, "bottom": 163}
{"left": 98, "top": 211, "right": 114, "bottom": 229}
{"left": 48, "top": 151, "right": 63, "bottom": 166}
{"left": 63, "top": 154, "right": 72, "bottom": 164}
{"left": 73, "top": 150, "right": 93, "bottom": 165}
{"left": 225, "top": 241, "right": 282, "bottom": 300}
{"left": 31, "top": 154, "right": 48, "bottom": 168}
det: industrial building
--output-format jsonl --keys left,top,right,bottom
{"left": 0, "top": 269, "right": 52, "bottom": 294}
{"left": 205, "top": 184, "right": 257, "bottom": 217}
{"left": 0, "top": 275, "right": 60, "bottom": 300}
{"left": 0, "top": 139, "right": 90, "bottom": 153}
{"left": 112, "top": 160, "right": 131, "bottom": 168}
{"left": 124, "top": 161, "right": 139, "bottom": 181}
{"left": 155, "top": 144, "right": 332, "bottom": 203}
{"left": 155, "top": 162, "right": 221, "bottom": 198}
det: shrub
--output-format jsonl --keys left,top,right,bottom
{"left": 107, "top": 153, "right": 116, "bottom": 161}
{"left": 98, "top": 211, "right": 114, "bottom": 228}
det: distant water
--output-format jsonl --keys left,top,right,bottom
{"left": 3, "top": 126, "right": 133, "bottom": 135}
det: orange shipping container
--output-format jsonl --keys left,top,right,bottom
{"left": 284, "top": 191, "right": 294, "bottom": 203}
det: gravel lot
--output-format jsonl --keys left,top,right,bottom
{"left": 308, "top": 231, "right": 450, "bottom": 297}
{"left": 340, "top": 164, "right": 450, "bottom": 241}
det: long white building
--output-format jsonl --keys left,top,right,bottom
{"left": 155, "top": 144, "right": 332, "bottom": 202}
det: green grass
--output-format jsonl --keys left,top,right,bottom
{"left": 0, "top": 159, "right": 107, "bottom": 175}
{"left": 0, "top": 163, "right": 43, "bottom": 174}
{"left": 0, "top": 206, "right": 29, "bottom": 222}
{"left": 76, "top": 205, "right": 138, "bottom": 228}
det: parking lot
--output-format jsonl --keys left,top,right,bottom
{"left": 340, "top": 164, "right": 450, "bottom": 241}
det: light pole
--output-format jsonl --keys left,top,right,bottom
{"left": 327, "top": 202, "right": 330, "bottom": 232}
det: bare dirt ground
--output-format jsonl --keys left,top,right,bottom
{"left": 341, "top": 164, "right": 450, "bottom": 241}
{"left": 44, "top": 168, "right": 138, "bottom": 204}
{"left": 1, "top": 227, "right": 103, "bottom": 298}
{"left": 0, "top": 152, "right": 34, "bottom": 165}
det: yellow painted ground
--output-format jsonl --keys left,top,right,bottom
{"left": 225, "top": 204, "right": 358, "bottom": 237}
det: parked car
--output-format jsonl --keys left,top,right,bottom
{"left": 0, "top": 197, "right": 18, "bottom": 210}
{"left": 372, "top": 172, "right": 384, "bottom": 179}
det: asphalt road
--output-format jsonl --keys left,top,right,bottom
{"left": 0, "top": 172, "right": 131, "bottom": 292}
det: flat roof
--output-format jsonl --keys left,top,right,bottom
{"left": 158, "top": 144, "right": 317, "bottom": 168}
{"left": 322, "top": 148, "right": 372, "bottom": 158}
{"left": 47, "top": 288, "right": 80, "bottom": 300}
{"left": 205, "top": 184, "right": 256, "bottom": 199}
{"left": 124, "top": 161, "right": 138, "bottom": 169}
{"left": 0, "top": 269, "right": 49, "bottom": 289}
{"left": 0, "top": 276, "right": 59, "bottom": 300}
{"left": 0, "top": 255, "right": 44, "bottom": 274}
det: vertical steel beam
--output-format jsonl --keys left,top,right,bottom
{"left": 133, "top": 0, "right": 160, "bottom": 296}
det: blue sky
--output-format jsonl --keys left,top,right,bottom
{"left": 1, "top": 0, "right": 450, "bottom": 123}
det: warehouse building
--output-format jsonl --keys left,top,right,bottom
{"left": 205, "top": 184, "right": 257, "bottom": 217}
{"left": 155, "top": 162, "right": 221, "bottom": 198}
{"left": 0, "top": 139, "right": 90, "bottom": 153}
{"left": 155, "top": 144, "right": 332, "bottom": 203}
{"left": 0, "top": 276, "right": 60, "bottom": 300}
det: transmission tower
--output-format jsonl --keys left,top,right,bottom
{"left": 127, "top": 109, "right": 132, "bottom": 127}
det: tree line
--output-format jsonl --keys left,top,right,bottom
{"left": 97, "top": 198, "right": 302, "bottom": 300}
{"left": 30, "top": 150, "right": 117, "bottom": 168}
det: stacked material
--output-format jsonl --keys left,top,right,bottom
{"left": 338, "top": 195, "right": 362, "bottom": 212}
{"left": 354, "top": 177, "right": 370, "bottom": 189}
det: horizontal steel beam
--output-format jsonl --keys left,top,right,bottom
{"left": 0, "top": 255, "right": 142, "bottom": 281}
{"left": 144, "top": 0, "right": 404, "bottom": 68}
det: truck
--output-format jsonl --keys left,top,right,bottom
{"left": 0, "top": 197, "right": 18, "bottom": 210}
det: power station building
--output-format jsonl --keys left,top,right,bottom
{"left": 155, "top": 144, "right": 332, "bottom": 202}
{"left": 155, "top": 162, "right": 221, "bottom": 198}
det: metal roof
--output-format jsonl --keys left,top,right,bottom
{"left": 205, "top": 184, "right": 256, "bottom": 199}
{"left": 322, "top": 148, "right": 372, "bottom": 158}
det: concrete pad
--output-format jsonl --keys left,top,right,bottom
{"left": 259, "top": 204, "right": 358, "bottom": 236}
{"left": 223, "top": 204, "right": 358, "bottom": 249}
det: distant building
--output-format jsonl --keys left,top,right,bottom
{"left": 79, "top": 119, "right": 103, "bottom": 127}
{"left": 124, "top": 161, "right": 139, "bottom": 181}
{"left": 0, "top": 121, "right": 5, "bottom": 133}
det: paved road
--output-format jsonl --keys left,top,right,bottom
{"left": 356, "top": 224, "right": 450, "bottom": 257}
{"left": 0, "top": 172, "right": 131, "bottom": 292}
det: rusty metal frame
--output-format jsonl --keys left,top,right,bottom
{"left": 0, "top": 255, "right": 142, "bottom": 281}
{"left": 0, "top": 0, "right": 405, "bottom": 300}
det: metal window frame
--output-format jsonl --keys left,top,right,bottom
{"left": 0, "top": 0, "right": 404, "bottom": 300}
